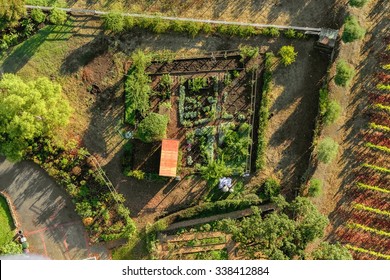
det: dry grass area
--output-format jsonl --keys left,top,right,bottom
{"left": 68, "top": 0, "right": 345, "bottom": 28}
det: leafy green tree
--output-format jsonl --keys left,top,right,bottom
{"left": 349, "top": 0, "right": 369, "bottom": 8}
{"left": 342, "top": 16, "right": 365, "bottom": 43}
{"left": 324, "top": 100, "right": 342, "bottom": 125}
{"left": 312, "top": 242, "right": 353, "bottom": 260}
{"left": 0, "top": 74, "right": 71, "bottom": 161}
{"left": 335, "top": 60, "right": 355, "bottom": 86}
{"left": 317, "top": 137, "right": 339, "bottom": 164}
{"left": 49, "top": 8, "right": 67, "bottom": 25}
{"left": 290, "top": 197, "right": 329, "bottom": 248}
{"left": 137, "top": 113, "right": 168, "bottom": 143}
{"left": 0, "top": 0, "right": 26, "bottom": 28}
{"left": 31, "top": 9, "right": 46, "bottom": 24}
{"left": 102, "top": 12, "right": 125, "bottom": 32}
{"left": 278, "top": 45, "right": 297, "bottom": 66}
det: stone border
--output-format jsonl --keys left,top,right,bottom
{"left": 0, "top": 191, "right": 20, "bottom": 230}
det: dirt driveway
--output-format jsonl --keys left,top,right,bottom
{"left": 0, "top": 157, "right": 109, "bottom": 260}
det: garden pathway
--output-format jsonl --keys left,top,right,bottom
{"left": 0, "top": 157, "right": 110, "bottom": 260}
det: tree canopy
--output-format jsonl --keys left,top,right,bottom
{"left": 136, "top": 113, "right": 168, "bottom": 143}
{"left": 0, "top": 74, "right": 71, "bottom": 161}
{"left": 317, "top": 137, "right": 339, "bottom": 164}
{"left": 0, "top": 0, "right": 26, "bottom": 28}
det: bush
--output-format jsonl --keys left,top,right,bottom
{"left": 31, "top": 9, "right": 46, "bottom": 24}
{"left": 317, "top": 138, "right": 339, "bottom": 164}
{"left": 324, "top": 100, "right": 342, "bottom": 125}
{"left": 308, "top": 178, "right": 322, "bottom": 197}
{"left": 102, "top": 12, "right": 125, "bottom": 32}
{"left": 262, "top": 178, "right": 280, "bottom": 200}
{"left": 349, "top": 0, "right": 369, "bottom": 8}
{"left": 137, "top": 113, "right": 168, "bottom": 143}
{"left": 125, "top": 170, "right": 145, "bottom": 180}
{"left": 75, "top": 201, "right": 94, "bottom": 218}
{"left": 335, "top": 60, "right": 355, "bottom": 86}
{"left": 49, "top": 8, "right": 67, "bottom": 25}
{"left": 278, "top": 45, "right": 297, "bottom": 66}
{"left": 342, "top": 16, "right": 365, "bottom": 43}
{"left": 239, "top": 45, "right": 259, "bottom": 61}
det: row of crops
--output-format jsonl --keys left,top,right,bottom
{"left": 342, "top": 37, "right": 390, "bottom": 259}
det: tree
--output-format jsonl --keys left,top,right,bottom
{"left": 290, "top": 197, "right": 329, "bottom": 248}
{"left": 324, "top": 100, "right": 342, "bottom": 125}
{"left": 342, "top": 16, "right": 365, "bottom": 43}
{"left": 102, "top": 12, "right": 124, "bottom": 32}
{"left": 0, "top": 0, "right": 26, "bottom": 28}
{"left": 312, "top": 242, "right": 353, "bottom": 260}
{"left": 349, "top": 0, "right": 369, "bottom": 8}
{"left": 31, "top": 9, "right": 46, "bottom": 24}
{"left": 278, "top": 45, "right": 297, "bottom": 66}
{"left": 0, "top": 74, "right": 71, "bottom": 161}
{"left": 335, "top": 60, "right": 355, "bottom": 86}
{"left": 49, "top": 8, "right": 67, "bottom": 25}
{"left": 317, "top": 137, "right": 339, "bottom": 164}
{"left": 136, "top": 113, "right": 168, "bottom": 143}
{"left": 0, "top": 241, "right": 22, "bottom": 255}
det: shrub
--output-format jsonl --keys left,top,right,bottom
{"left": 342, "top": 16, "right": 365, "bottom": 43}
{"left": 317, "top": 138, "right": 339, "bottom": 164}
{"left": 349, "top": 0, "right": 369, "bottom": 8}
{"left": 324, "top": 100, "right": 342, "bottom": 125}
{"left": 49, "top": 8, "right": 67, "bottom": 25}
{"left": 75, "top": 201, "right": 94, "bottom": 218}
{"left": 262, "top": 178, "right": 280, "bottom": 200}
{"left": 31, "top": 9, "right": 46, "bottom": 24}
{"left": 278, "top": 45, "right": 298, "bottom": 66}
{"left": 239, "top": 45, "right": 259, "bottom": 61}
{"left": 184, "top": 21, "right": 202, "bottom": 37}
{"left": 335, "top": 60, "right": 355, "bottom": 86}
{"left": 308, "top": 178, "right": 322, "bottom": 197}
{"left": 125, "top": 170, "right": 145, "bottom": 180}
{"left": 189, "top": 77, "right": 207, "bottom": 93}
{"left": 102, "top": 12, "right": 125, "bottom": 32}
{"left": 137, "top": 113, "right": 168, "bottom": 143}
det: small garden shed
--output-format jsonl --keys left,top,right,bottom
{"left": 159, "top": 139, "right": 180, "bottom": 177}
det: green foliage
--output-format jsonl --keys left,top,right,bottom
{"left": 342, "top": 16, "right": 366, "bottom": 43}
{"left": 261, "top": 178, "right": 280, "bottom": 201}
{"left": 125, "top": 170, "right": 145, "bottom": 180}
{"left": 324, "top": 100, "right": 341, "bottom": 125}
{"left": 256, "top": 52, "right": 274, "bottom": 170}
{"left": 49, "top": 8, "right": 67, "bottom": 25}
{"left": 317, "top": 137, "right": 339, "bottom": 164}
{"left": 124, "top": 50, "right": 152, "bottom": 124}
{"left": 102, "top": 12, "right": 125, "bottom": 32}
{"left": 0, "top": 74, "right": 71, "bottom": 161}
{"left": 369, "top": 122, "right": 390, "bottom": 133}
{"left": 335, "top": 60, "right": 355, "bottom": 86}
{"left": 376, "top": 83, "right": 390, "bottom": 91}
{"left": 30, "top": 9, "right": 46, "bottom": 24}
{"left": 361, "top": 163, "right": 390, "bottom": 174}
{"left": 349, "top": 0, "right": 369, "bottom": 8}
{"left": 308, "top": 178, "right": 322, "bottom": 197}
{"left": 0, "top": 241, "right": 22, "bottom": 255}
{"left": 188, "top": 77, "right": 207, "bottom": 93}
{"left": 160, "top": 74, "right": 173, "bottom": 90}
{"left": 75, "top": 201, "right": 94, "bottom": 218}
{"left": 136, "top": 113, "right": 168, "bottom": 143}
{"left": 239, "top": 45, "right": 259, "bottom": 61}
{"left": 312, "top": 242, "right": 353, "bottom": 260}
{"left": 200, "top": 159, "right": 232, "bottom": 185}
{"left": 0, "top": 0, "right": 26, "bottom": 28}
{"left": 0, "top": 33, "right": 19, "bottom": 51}
{"left": 278, "top": 45, "right": 297, "bottom": 66}
{"left": 184, "top": 21, "right": 202, "bottom": 37}
{"left": 365, "top": 142, "right": 390, "bottom": 154}
{"left": 0, "top": 196, "right": 15, "bottom": 249}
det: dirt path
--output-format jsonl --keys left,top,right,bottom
{"left": 0, "top": 157, "right": 109, "bottom": 260}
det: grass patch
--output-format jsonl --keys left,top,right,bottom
{"left": 0, "top": 19, "right": 74, "bottom": 78}
{"left": 0, "top": 196, "right": 15, "bottom": 248}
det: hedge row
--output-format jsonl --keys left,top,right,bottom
{"left": 256, "top": 52, "right": 275, "bottom": 170}
{"left": 102, "top": 12, "right": 308, "bottom": 39}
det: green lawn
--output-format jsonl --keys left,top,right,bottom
{"left": 0, "top": 196, "right": 15, "bottom": 247}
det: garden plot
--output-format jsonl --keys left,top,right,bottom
{"left": 126, "top": 51, "right": 263, "bottom": 177}
{"left": 157, "top": 231, "right": 235, "bottom": 260}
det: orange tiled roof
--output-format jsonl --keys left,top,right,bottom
{"left": 159, "top": 139, "right": 180, "bottom": 177}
